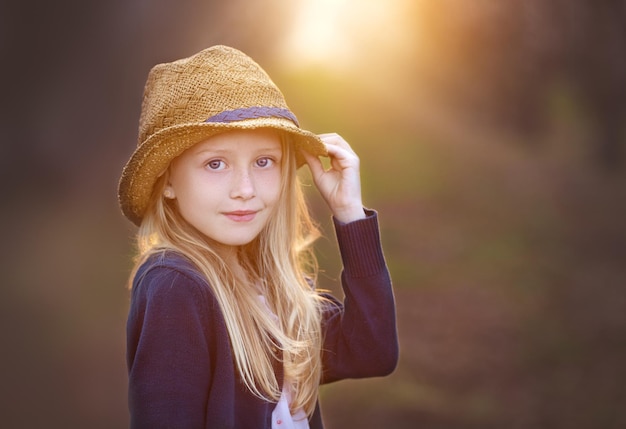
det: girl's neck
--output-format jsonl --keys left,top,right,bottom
{"left": 213, "top": 244, "right": 264, "bottom": 295}
{"left": 205, "top": 238, "right": 238, "bottom": 264}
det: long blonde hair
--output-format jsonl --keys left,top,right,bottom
{"left": 130, "top": 134, "right": 326, "bottom": 415}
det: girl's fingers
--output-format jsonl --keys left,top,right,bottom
{"left": 319, "top": 133, "right": 355, "bottom": 154}
{"left": 319, "top": 135, "right": 359, "bottom": 169}
{"left": 301, "top": 149, "right": 324, "bottom": 177}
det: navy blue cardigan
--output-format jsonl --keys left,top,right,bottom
{"left": 126, "top": 210, "right": 398, "bottom": 428}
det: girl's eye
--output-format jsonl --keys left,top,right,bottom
{"left": 206, "top": 159, "right": 225, "bottom": 170}
{"left": 256, "top": 157, "right": 275, "bottom": 168}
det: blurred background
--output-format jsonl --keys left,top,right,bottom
{"left": 1, "top": 0, "right": 625, "bottom": 427}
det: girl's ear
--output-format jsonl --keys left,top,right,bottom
{"left": 163, "top": 185, "right": 176, "bottom": 199}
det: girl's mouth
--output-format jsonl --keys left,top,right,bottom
{"left": 224, "top": 210, "right": 258, "bottom": 222}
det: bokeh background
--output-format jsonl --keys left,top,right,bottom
{"left": 2, "top": 1, "right": 625, "bottom": 427}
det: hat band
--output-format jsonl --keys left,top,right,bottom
{"left": 205, "top": 106, "right": 299, "bottom": 127}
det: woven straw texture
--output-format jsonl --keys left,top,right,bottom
{"left": 118, "top": 45, "right": 326, "bottom": 226}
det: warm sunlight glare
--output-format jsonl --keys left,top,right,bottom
{"left": 278, "top": 0, "right": 414, "bottom": 72}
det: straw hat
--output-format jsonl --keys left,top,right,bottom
{"left": 118, "top": 45, "right": 327, "bottom": 226}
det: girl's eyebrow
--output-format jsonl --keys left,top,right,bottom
{"left": 193, "top": 146, "right": 282, "bottom": 156}
{"left": 255, "top": 146, "right": 282, "bottom": 155}
{"left": 192, "top": 147, "right": 229, "bottom": 156}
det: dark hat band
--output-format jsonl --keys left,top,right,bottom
{"left": 205, "top": 106, "right": 299, "bottom": 127}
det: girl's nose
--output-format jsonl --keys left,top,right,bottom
{"left": 230, "top": 169, "right": 256, "bottom": 200}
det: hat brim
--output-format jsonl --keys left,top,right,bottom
{"left": 118, "top": 117, "right": 326, "bottom": 226}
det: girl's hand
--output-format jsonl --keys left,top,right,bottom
{"left": 302, "top": 133, "right": 366, "bottom": 223}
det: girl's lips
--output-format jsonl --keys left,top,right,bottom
{"left": 224, "top": 210, "right": 257, "bottom": 222}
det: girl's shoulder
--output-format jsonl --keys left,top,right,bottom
{"left": 137, "top": 249, "right": 203, "bottom": 279}
{"left": 128, "top": 251, "right": 222, "bottom": 345}
{"left": 132, "top": 250, "right": 210, "bottom": 302}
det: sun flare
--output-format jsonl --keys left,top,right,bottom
{"left": 278, "top": 0, "right": 414, "bottom": 72}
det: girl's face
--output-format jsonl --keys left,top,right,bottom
{"left": 166, "top": 129, "right": 283, "bottom": 250}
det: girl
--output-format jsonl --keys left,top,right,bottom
{"left": 118, "top": 45, "right": 398, "bottom": 429}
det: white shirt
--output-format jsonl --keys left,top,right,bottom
{"left": 258, "top": 295, "right": 310, "bottom": 429}
{"left": 272, "top": 385, "right": 309, "bottom": 429}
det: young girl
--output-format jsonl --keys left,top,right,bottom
{"left": 118, "top": 45, "right": 398, "bottom": 429}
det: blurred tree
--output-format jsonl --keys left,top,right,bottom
{"left": 413, "top": 0, "right": 626, "bottom": 169}
{"left": 568, "top": 0, "right": 626, "bottom": 170}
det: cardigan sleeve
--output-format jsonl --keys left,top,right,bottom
{"left": 320, "top": 209, "right": 399, "bottom": 384}
{"left": 126, "top": 263, "right": 211, "bottom": 429}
